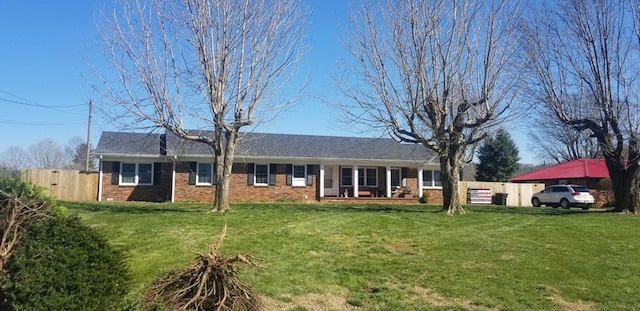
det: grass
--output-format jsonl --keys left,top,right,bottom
{"left": 62, "top": 201, "right": 640, "bottom": 311}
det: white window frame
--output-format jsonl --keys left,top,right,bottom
{"left": 422, "top": 170, "right": 442, "bottom": 188}
{"left": 254, "top": 164, "right": 269, "bottom": 186}
{"left": 357, "top": 167, "right": 378, "bottom": 187}
{"left": 196, "top": 162, "right": 214, "bottom": 185}
{"left": 292, "top": 164, "right": 306, "bottom": 187}
{"left": 120, "top": 162, "right": 153, "bottom": 186}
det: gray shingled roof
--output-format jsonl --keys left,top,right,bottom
{"left": 97, "top": 130, "right": 437, "bottom": 163}
{"left": 95, "top": 132, "right": 164, "bottom": 156}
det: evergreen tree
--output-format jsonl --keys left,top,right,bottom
{"left": 475, "top": 128, "right": 520, "bottom": 182}
{"left": 70, "top": 143, "right": 95, "bottom": 171}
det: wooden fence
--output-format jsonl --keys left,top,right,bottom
{"left": 459, "top": 181, "right": 546, "bottom": 207}
{"left": 23, "top": 169, "right": 98, "bottom": 201}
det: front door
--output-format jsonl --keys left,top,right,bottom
{"left": 324, "top": 165, "right": 339, "bottom": 196}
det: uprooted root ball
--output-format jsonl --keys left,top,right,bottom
{"left": 143, "top": 225, "right": 262, "bottom": 311}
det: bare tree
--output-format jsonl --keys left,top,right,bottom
{"left": 527, "top": 108, "right": 602, "bottom": 163}
{"left": 339, "top": 0, "right": 522, "bottom": 214}
{"left": 0, "top": 147, "right": 28, "bottom": 176}
{"left": 520, "top": 0, "right": 640, "bottom": 213}
{"left": 28, "top": 140, "right": 67, "bottom": 169}
{"left": 97, "top": 0, "right": 308, "bottom": 212}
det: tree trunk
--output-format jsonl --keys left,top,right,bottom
{"left": 440, "top": 148, "right": 465, "bottom": 215}
{"left": 606, "top": 158, "right": 640, "bottom": 214}
{"left": 211, "top": 130, "right": 238, "bottom": 213}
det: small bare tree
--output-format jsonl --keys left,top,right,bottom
{"left": 0, "top": 147, "right": 28, "bottom": 176}
{"left": 28, "top": 140, "right": 67, "bottom": 169}
{"left": 520, "top": 0, "right": 640, "bottom": 213}
{"left": 339, "top": 0, "right": 522, "bottom": 214}
{"left": 97, "top": 0, "right": 308, "bottom": 212}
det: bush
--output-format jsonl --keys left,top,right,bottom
{"left": 0, "top": 176, "right": 48, "bottom": 203}
{"left": 0, "top": 215, "right": 131, "bottom": 311}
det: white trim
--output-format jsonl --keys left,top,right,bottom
{"left": 292, "top": 164, "right": 306, "bottom": 187}
{"left": 254, "top": 163, "right": 269, "bottom": 186}
{"left": 98, "top": 159, "right": 103, "bottom": 201}
{"left": 418, "top": 168, "right": 424, "bottom": 198}
{"left": 171, "top": 161, "right": 176, "bottom": 203}
{"left": 119, "top": 162, "right": 154, "bottom": 186}
{"left": 319, "top": 165, "right": 325, "bottom": 197}
{"left": 196, "top": 162, "right": 214, "bottom": 185}
{"left": 353, "top": 165, "right": 359, "bottom": 197}
{"left": 386, "top": 166, "right": 392, "bottom": 198}
{"left": 422, "top": 169, "right": 443, "bottom": 188}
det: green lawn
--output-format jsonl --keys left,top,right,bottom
{"left": 63, "top": 201, "right": 640, "bottom": 311}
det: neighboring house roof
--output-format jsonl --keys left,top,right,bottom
{"left": 95, "top": 132, "right": 164, "bottom": 156}
{"left": 510, "top": 159, "right": 609, "bottom": 181}
{"left": 96, "top": 130, "right": 437, "bottom": 164}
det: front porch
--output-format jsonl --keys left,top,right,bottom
{"left": 319, "top": 196, "right": 419, "bottom": 204}
{"left": 319, "top": 164, "right": 439, "bottom": 200}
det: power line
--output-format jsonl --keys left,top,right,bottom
{"left": 0, "top": 97, "right": 85, "bottom": 109}
{"left": 0, "top": 118, "right": 84, "bottom": 126}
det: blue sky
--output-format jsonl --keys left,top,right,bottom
{"left": 0, "top": 1, "right": 535, "bottom": 163}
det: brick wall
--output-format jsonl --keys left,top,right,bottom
{"left": 158, "top": 162, "right": 318, "bottom": 203}
{"left": 101, "top": 162, "right": 172, "bottom": 202}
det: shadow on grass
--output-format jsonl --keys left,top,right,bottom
{"left": 62, "top": 201, "right": 211, "bottom": 214}
{"left": 63, "top": 200, "right": 614, "bottom": 217}
{"left": 466, "top": 205, "right": 613, "bottom": 216}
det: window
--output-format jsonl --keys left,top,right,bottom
{"left": 422, "top": 170, "right": 442, "bottom": 188}
{"left": 391, "top": 169, "right": 401, "bottom": 189}
{"left": 197, "top": 163, "right": 214, "bottom": 185}
{"left": 341, "top": 167, "right": 353, "bottom": 186}
{"left": 292, "top": 165, "right": 306, "bottom": 186}
{"left": 357, "top": 167, "right": 378, "bottom": 187}
{"left": 120, "top": 162, "right": 153, "bottom": 185}
{"left": 255, "top": 164, "right": 269, "bottom": 185}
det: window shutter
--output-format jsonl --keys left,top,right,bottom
{"left": 286, "top": 164, "right": 293, "bottom": 186}
{"left": 212, "top": 163, "right": 217, "bottom": 185}
{"left": 306, "top": 164, "right": 314, "bottom": 186}
{"left": 153, "top": 162, "right": 162, "bottom": 185}
{"left": 247, "top": 163, "right": 255, "bottom": 185}
{"left": 111, "top": 162, "right": 120, "bottom": 185}
{"left": 269, "top": 164, "right": 277, "bottom": 186}
{"left": 188, "top": 162, "right": 197, "bottom": 185}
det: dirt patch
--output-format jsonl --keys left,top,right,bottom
{"left": 410, "top": 286, "right": 500, "bottom": 311}
{"left": 543, "top": 287, "right": 598, "bottom": 311}
{"left": 261, "top": 288, "right": 360, "bottom": 311}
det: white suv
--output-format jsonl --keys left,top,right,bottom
{"left": 531, "top": 185, "right": 594, "bottom": 210}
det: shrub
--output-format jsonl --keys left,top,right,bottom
{"left": 0, "top": 176, "right": 48, "bottom": 202}
{"left": 0, "top": 215, "right": 131, "bottom": 311}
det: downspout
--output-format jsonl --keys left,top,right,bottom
{"left": 97, "top": 156, "right": 103, "bottom": 201}
{"left": 171, "top": 156, "right": 176, "bottom": 203}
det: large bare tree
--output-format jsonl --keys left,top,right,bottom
{"left": 520, "top": 0, "right": 640, "bottom": 213}
{"left": 339, "top": 0, "right": 522, "bottom": 214}
{"left": 526, "top": 108, "right": 602, "bottom": 164}
{"left": 97, "top": 0, "right": 308, "bottom": 212}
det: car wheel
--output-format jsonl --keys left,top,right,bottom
{"left": 531, "top": 197, "right": 541, "bottom": 207}
{"left": 560, "top": 198, "right": 570, "bottom": 209}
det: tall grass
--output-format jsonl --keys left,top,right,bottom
{"left": 65, "top": 202, "right": 640, "bottom": 310}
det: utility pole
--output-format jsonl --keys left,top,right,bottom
{"left": 85, "top": 100, "right": 93, "bottom": 171}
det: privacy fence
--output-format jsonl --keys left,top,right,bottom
{"left": 459, "top": 181, "right": 546, "bottom": 207}
{"left": 23, "top": 169, "right": 98, "bottom": 201}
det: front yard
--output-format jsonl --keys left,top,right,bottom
{"left": 64, "top": 202, "right": 640, "bottom": 310}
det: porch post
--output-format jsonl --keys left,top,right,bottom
{"left": 386, "top": 166, "right": 392, "bottom": 198}
{"left": 418, "top": 167, "right": 424, "bottom": 198}
{"left": 319, "top": 164, "right": 325, "bottom": 198}
{"left": 353, "top": 165, "right": 359, "bottom": 197}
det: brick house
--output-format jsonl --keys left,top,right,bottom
{"left": 95, "top": 130, "right": 444, "bottom": 203}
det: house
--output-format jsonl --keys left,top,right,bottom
{"left": 510, "top": 158, "right": 612, "bottom": 207}
{"left": 95, "top": 130, "right": 444, "bottom": 203}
